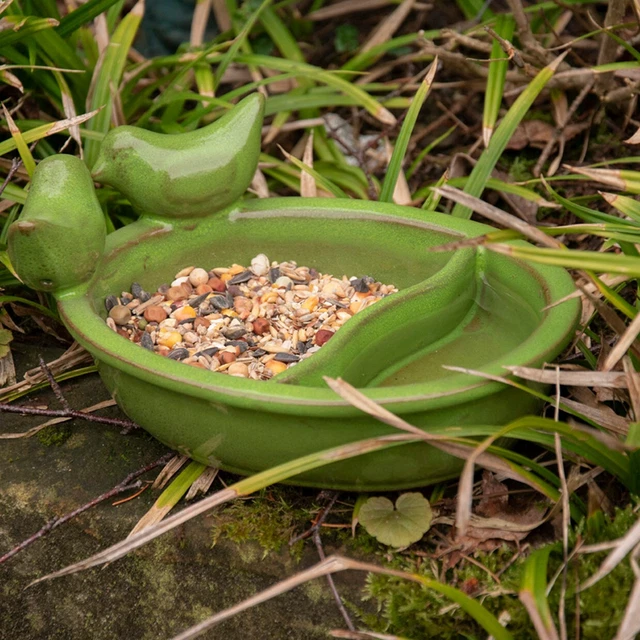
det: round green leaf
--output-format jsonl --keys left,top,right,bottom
{"left": 359, "top": 492, "right": 432, "bottom": 548}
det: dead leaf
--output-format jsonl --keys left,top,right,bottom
{"left": 506, "top": 120, "right": 585, "bottom": 150}
{"left": 476, "top": 471, "right": 509, "bottom": 517}
{"left": 444, "top": 504, "right": 547, "bottom": 552}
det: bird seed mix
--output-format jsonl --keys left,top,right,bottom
{"left": 103, "top": 254, "right": 397, "bottom": 380}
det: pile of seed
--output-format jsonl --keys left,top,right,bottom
{"left": 104, "top": 254, "right": 397, "bottom": 380}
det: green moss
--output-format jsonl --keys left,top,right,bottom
{"left": 36, "top": 423, "right": 73, "bottom": 447}
{"left": 356, "top": 506, "right": 637, "bottom": 639}
{"left": 507, "top": 155, "right": 537, "bottom": 182}
{"left": 210, "top": 488, "right": 312, "bottom": 557}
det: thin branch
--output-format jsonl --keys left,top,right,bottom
{"left": 38, "top": 356, "right": 71, "bottom": 412}
{"left": 0, "top": 157, "right": 22, "bottom": 199}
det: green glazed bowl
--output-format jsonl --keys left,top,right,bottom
{"left": 8, "top": 94, "right": 580, "bottom": 490}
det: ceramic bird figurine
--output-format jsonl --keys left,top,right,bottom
{"left": 91, "top": 92, "right": 265, "bottom": 218}
{"left": 7, "top": 154, "right": 106, "bottom": 292}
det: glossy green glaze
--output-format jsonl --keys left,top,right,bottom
{"left": 7, "top": 155, "right": 106, "bottom": 292}
{"left": 8, "top": 95, "right": 580, "bottom": 489}
{"left": 91, "top": 93, "right": 264, "bottom": 218}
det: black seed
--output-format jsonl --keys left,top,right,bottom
{"left": 140, "top": 332, "right": 154, "bottom": 351}
{"left": 120, "top": 292, "right": 133, "bottom": 302}
{"left": 298, "top": 341, "right": 308, "bottom": 355}
{"left": 223, "top": 327, "right": 246, "bottom": 340}
{"left": 189, "top": 292, "right": 209, "bottom": 308}
{"left": 178, "top": 318, "right": 194, "bottom": 326}
{"left": 168, "top": 348, "right": 189, "bottom": 360}
{"left": 139, "top": 291, "right": 151, "bottom": 303}
{"left": 196, "top": 346, "right": 219, "bottom": 357}
{"left": 211, "top": 295, "right": 231, "bottom": 310}
{"left": 274, "top": 352, "right": 300, "bottom": 363}
{"left": 228, "top": 270, "right": 253, "bottom": 285}
{"left": 131, "top": 282, "right": 144, "bottom": 298}
{"left": 105, "top": 295, "right": 118, "bottom": 312}
{"left": 227, "top": 340, "right": 248, "bottom": 353}
{"left": 350, "top": 277, "right": 369, "bottom": 293}
{"left": 268, "top": 267, "right": 280, "bottom": 283}
{"left": 157, "top": 283, "right": 170, "bottom": 295}
{"left": 252, "top": 349, "right": 267, "bottom": 358}
{"left": 362, "top": 276, "right": 375, "bottom": 286}
{"left": 309, "top": 268, "right": 319, "bottom": 278}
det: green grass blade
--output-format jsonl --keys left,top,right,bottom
{"left": 456, "top": 0, "right": 494, "bottom": 19}
{"left": 0, "top": 16, "right": 58, "bottom": 49}
{"left": 84, "top": 0, "right": 143, "bottom": 167}
{"left": 0, "top": 183, "right": 26, "bottom": 204}
{"left": 0, "top": 295, "right": 59, "bottom": 321}
{"left": 129, "top": 461, "right": 207, "bottom": 536}
{"left": 483, "top": 14, "right": 515, "bottom": 146}
{"left": 342, "top": 30, "right": 438, "bottom": 73}
{"left": 379, "top": 60, "right": 437, "bottom": 203}
{"left": 234, "top": 53, "right": 397, "bottom": 125}
{"left": 601, "top": 191, "right": 640, "bottom": 223}
{"left": 276, "top": 146, "right": 349, "bottom": 198}
{"left": 519, "top": 546, "right": 559, "bottom": 640}
{"left": 407, "top": 124, "right": 456, "bottom": 180}
{"left": 542, "top": 178, "right": 629, "bottom": 225}
{"left": 264, "top": 92, "right": 409, "bottom": 116}
{"left": 452, "top": 53, "right": 565, "bottom": 218}
{"left": 589, "top": 272, "right": 637, "bottom": 320}
{"left": 414, "top": 575, "right": 513, "bottom": 640}
{"left": 0, "top": 110, "right": 100, "bottom": 157}
{"left": 56, "top": 0, "right": 122, "bottom": 38}
{"left": 214, "top": 0, "right": 273, "bottom": 91}
{"left": 488, "top": 243, "right": 640, "bottom": 278}
{"left": 422, "top": 170, "right": 448, "bottom": 210}
{"left": 259, "top": 5, "right": 305, "bottom": 63}
{"left": 1, "top": 105, "right": 35, "bottom": 177}
{"left": 0, "top": 366, "right": 98, "bottom": 404}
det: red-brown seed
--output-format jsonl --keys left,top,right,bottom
{"left": 315, "top": 329, "right": 334, "bottom": 346}
{"left": 219, "top": 351, "right": 236, "bottom": 364}
{"left": 195, "top": 283, "right": 213, "bottom": 295}
{"left": 252, "top": 318, "right": 270, "bottom": 335}
{"left": 208, "top": 276, "right": 226, "bottom": 292}
{"left": 193, "top": 317, "right": 211, "bottom": 330}
{"left": 144, "top": 305, "right": 168, "bottom": 323}
{"left": 167, "top": 285, "right": 188, "bottom": 301}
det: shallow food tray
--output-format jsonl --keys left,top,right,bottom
{"left": 8, "top": 95, "right": 580, "bottom": 490}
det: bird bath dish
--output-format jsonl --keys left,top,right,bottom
{"left": 8, "top": 94, "right": 579, "bottom": 490}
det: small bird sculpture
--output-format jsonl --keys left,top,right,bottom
{"left": 8, "top": 154, "right": 106, "bottom": 292}
{"left": 91, "top": 92, "right": 265, "bottom": 218}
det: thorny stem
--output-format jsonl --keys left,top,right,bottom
{"left": 0, "top": 453, "right": 173, "bottom": 565}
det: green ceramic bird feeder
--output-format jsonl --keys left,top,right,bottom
{"left": 8, "top": 94, "right": 579, "bottom": 490}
